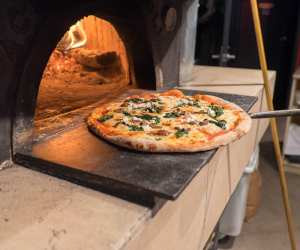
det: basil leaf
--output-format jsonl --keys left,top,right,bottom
{"left": 174, "top": 128, "right": 189, "bottom": 138}
{"left": 128, "top": 125, "right": 144, "bottom": 131}
{"left": 137, "top": 114, "right": 153, "bottom": 120}
{"left": 152, "top": 116, "right": 161, "bottom": 124}
{"left": 145, "top": 105, "right": 162, "bottom": 113}
{"left": 208, "top": 104, "right": 224, "bottom": 118}
{"left": 209, "top": 120, "right": 227, "bottom": 129}
{"left": 175, "top": 98, "right": 201, "bottom": 108}
{"left": 98, "top": 114, "right": 113, "bottom": 123}
{"left": 113, "top": 121, "right": 123, "bottom": 127}
{"left": 163, "top": 111, "right": 184, "bottom": 118}
{"left": 150, "top": 98, "right": 160, "bottom": 103}
{"left": 123, "top": 111, "right": 132, "bottom": 116}
{"left": 127, "top": 98, "right": 145, "bottom": 103}
{"left": 192, "top": 101, "right": 201, "bottom": 108}
{"left": 136, "top": 114, "right": 160, "bottom": 124}
{"left": 175, "top": 103, "right": 185, "bottom": 108}
{"left": 164, "top": 112, "right": 177, "bottom": 118}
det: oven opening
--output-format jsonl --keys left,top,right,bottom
{"left": 35, "top": 16, "right": 134, "bottom": 137}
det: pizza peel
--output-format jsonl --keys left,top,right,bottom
{"left": 249, "top": 109, "right": 300, "bottom": 119}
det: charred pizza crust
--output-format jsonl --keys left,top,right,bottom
{"left": 87, "top": 89, "right": 252, "bottom": 152}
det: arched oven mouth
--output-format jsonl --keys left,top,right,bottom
{"left": 33, "top": 15, "right": 138, "bottom": 142}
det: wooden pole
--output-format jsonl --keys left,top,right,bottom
{"left": 250, "top": 1, "right": 297, "bottom": 249}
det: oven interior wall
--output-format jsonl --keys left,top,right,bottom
{"left": 35, "top": 16, "right": 132, "bottom": 123}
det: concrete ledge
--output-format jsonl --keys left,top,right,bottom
{"left": 180, "top": 66, "right": 276, "bottom": 86}
{"left": 0, "top": 166, "right": 151, "bottom": 250}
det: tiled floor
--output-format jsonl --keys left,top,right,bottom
{"left": 231, "top": 141, "right": 300, "bottom": 250}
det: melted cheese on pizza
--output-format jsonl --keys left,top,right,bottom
{"left": 91, "top": 92, "right": 242, "bottom": 144}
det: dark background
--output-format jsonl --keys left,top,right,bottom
{"left": 195, "top": 0, "right": 300, "bottom": 109}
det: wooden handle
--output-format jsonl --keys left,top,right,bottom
{"left": 250, "top": 0, "right": 297, "bottom": 249}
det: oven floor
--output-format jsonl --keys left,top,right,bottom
{"left": 14, "top": 89, "right": 257, "bottom": 206}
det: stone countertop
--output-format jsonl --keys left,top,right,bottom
{"left": 0, "top": 165, "right": 151, "bottom": 250}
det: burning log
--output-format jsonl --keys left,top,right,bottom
{"left": 71, "top": 49, "right": 121, "bottom": 69}
{"left": 71, "top": 49, "right": 125, "bottom": 78}
{"left": 56, "top": 21, "right": 87, "bottom": 51}
{"left": 41, "top": 48, "right": 126, "bottom": 86}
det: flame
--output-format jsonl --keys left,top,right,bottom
{"left": 57, "top": 21, "right": 87, "bottom": 51}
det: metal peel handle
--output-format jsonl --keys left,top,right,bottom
{"left": 250, "top": 109, "right": 300, "bottom": 119}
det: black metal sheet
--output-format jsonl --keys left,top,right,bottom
{"left": 14, "top": 90, "right": 257, "bottom": 204}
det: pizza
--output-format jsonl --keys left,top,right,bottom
{"left": 87, "top": 89, "right": 251, "bottom": 152}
